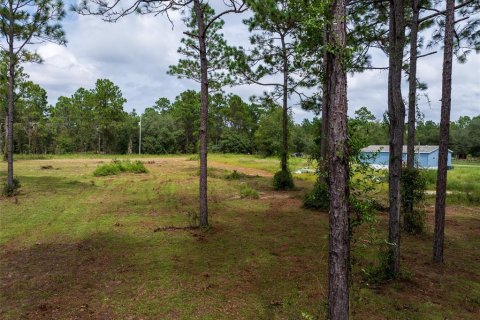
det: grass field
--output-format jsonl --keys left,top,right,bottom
{"left": 1, "top": 154, "right": 479, "bottom": 319}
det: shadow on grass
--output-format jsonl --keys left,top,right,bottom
{"left": 0, "top": 203, "right": 327, "bottom": 320}
{"left": 1, "top": 175, "right": 96, "bottom": 197}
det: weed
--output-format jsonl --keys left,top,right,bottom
{"left": 362, "top": 242, "right": 413, "bottom": 283}
{"left": 186, "top": 210, "right": 199, "bottom": 227}
{"left": 93, "top": 160, "right": 148, "bottom": 176}
{"left": 239, "top": 184, "right": 259, "bottom": 199}
{"left": 225, "top": 170, "right": 247, "bottom": 180}
{"left": 187, "top": 154, "right": 199, "bottom": 161}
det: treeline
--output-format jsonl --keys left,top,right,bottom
{"left": 0, "top": 78, "right": 314, "bottom": 156}
{"left": 1, "top": 78, "right": 479, "bottom": 158}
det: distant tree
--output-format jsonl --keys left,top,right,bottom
{"left": 141, "top": 108, "right": 182, "bottom": 154}
{"left": 15, "top": 81, "right": 49, "bottom": 154}
{"left": 50, "top": 79, "right": 127, "bottom": 153}
{"left": 465, "top": 116, "right": 480, "bottom": 156}
{"left": 168, "top": 90, "right": 200, "bottom": 153}
{"left": 254, "top": 107, "right": 291, "bottom": 157}
{"left": 51, "top": 89, "right": 94, "bottom": 153}
{"left": 349, "top": 107, "right": 377, "bottom": 149}
{"left": 0, "top": 52, "right": 29, "bottom": 156}
{"left": 213, "top": 94, "right": 259, "bottom": 154}
{"left": 0, "top": 0, "right": 66, "bottom": 192}
{"left": 91, "top": 79, "right": 127, "bottom": 153}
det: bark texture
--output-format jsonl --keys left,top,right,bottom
{"left": 320, "top": 27, "right": 331, "bottom": 180}
{"left": 433, "top": 0, "right": 455, "bottom": 264}
{"left": 387, "top": 0, "right": 406, "bottom": 277}
{"left": 327, "top": 0, "right": 350, "bottom": 318}
{"left": 406, "top": 0, "right": 419, "bottom": 170}
{"left": 280, "top": 34, "right": 289, "bottom": 173}
{"left": 194, "top": 0, "right": 209, "bottom": 227}
{"left": 7, "top": 2, "right": 15, "bottom": 189}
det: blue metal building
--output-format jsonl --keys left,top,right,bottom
{"left": 360, "top": 145, "right": 453, "bottom": 169}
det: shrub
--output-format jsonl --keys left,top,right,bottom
{"left": 273, "top": 170, "right": 294, "bottom": 190}
{"left": 304, "top": 180, "right": 329, "bottom": 210}
{"left": 225, "top": 170, "right": 247, "bottom": 180}
{"left": 401, "top": 167, "right": 427, "bottom": 212}
{"left": 401, "top": 168, "right": 427, "bottom": 234}
{"left": 93, "top": 160, "right": 148, "bottom": 177}
{"left": 2, "top": 178, "right": 21, "bottom": 197}
{"left": 403, "top": 209, "right": 426, "bottom": 235}
{"left": 239, "top": 184, "right": 259, "bottom": 199}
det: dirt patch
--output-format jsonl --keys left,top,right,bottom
{"left": 0, "top": 239, "right": 121, "bottom": 319}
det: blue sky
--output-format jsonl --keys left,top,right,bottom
{"left": 23, "top": 1, "right": 480, "bottom": 123}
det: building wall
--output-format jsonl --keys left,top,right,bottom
{"left": 362, "top": 150, "right": 452, "bottom": 168}
{"left": 427, "top": 150, "right": 453, "bottom": 168}
{"left": 363, "top": 152, "right": 390, "bottom": 165}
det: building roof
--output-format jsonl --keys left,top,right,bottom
{"left": 361, "top": 145, "right": 450, "bottom": 154}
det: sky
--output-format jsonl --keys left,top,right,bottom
{"left": 22, "top": 2, "right": 480, "bottom": 124}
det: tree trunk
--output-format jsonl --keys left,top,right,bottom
{"left": 406, "top": 0, "right": 419, "bottom": 170}
{"left": 127, "top": 136, "right": 133, "bottom": 154}
{"left": 0, "top": 122, "right": 4, "bottom": 156}
{"left": 387, "top": 0, "right": 406, "bottom": 277}
{"left": 280, "top": 34, "right": 289, "bottom": 173}
{"left": 7, "top": 5, "right": 15, "bottom": 189}
{"left": 327, "top": 0, "right": 350, "bottom": 318}
{"left": 433, "top": 0, "right": 454, "bottom": 264}
{"left": 194, "top": 0, "right": 209, "bottom": 228}
{"left": 320, "top": 27, "right": 331, "bottom": 182}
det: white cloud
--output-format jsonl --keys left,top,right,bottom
{"left": 20, "top": 6, "right": 480, "bottom": 123}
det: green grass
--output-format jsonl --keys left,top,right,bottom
{"left": 0, "top": 154, "right": 479, "bottom": 319}
{"left": 208, "top": 153, "right": 315, "bottom": 174}
{"left": 238, "top": 183, "right": 260, "bottom": 199}
{"left": 423, "top": 166, "right": 480, "bottom": 205}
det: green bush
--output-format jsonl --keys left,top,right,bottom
{"left": 304, "top": 180, "right": 329, "bottom": 210}
{"left": 2, "top": 178, "right": 21, "bottom": 197}
{"left": 273, "top": 170, "right": 294, "bottom": 190}
{"left": 401, "top": 167, "right": 427, "bottom": 212}
{"left": 401, "top": 168, "right": 427, "bottom": 234}
{"left": 93, "top": 160, "right": 148, "bottom": 177}
{"left": 239, "top": 184, "right": 259, "bottom": 199}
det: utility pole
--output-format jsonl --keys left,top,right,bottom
{"left": 97, "top": 126, "right": 100, "bottom": 154}
{"left": 138, "top": 115, "right": 142, "bottom": 155}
